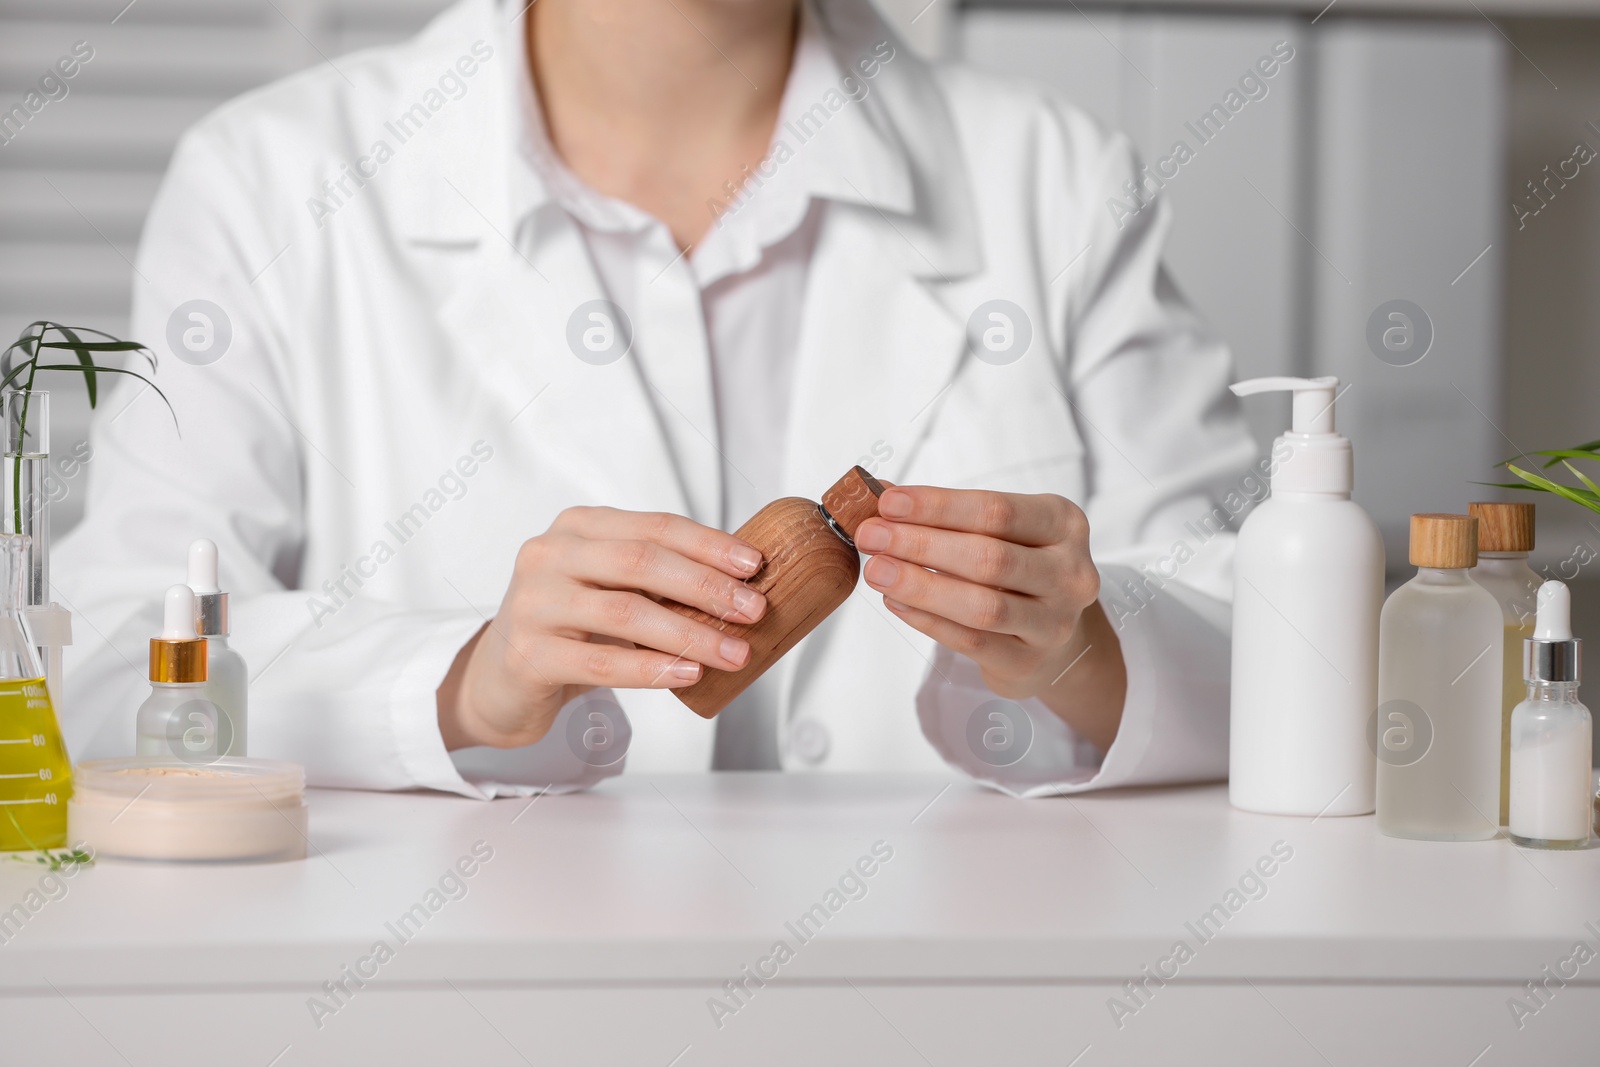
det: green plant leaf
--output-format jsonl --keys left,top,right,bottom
{"left": 1504, "top": 463, "right": 1600, "bottom": 516}
{"left": 50, "top": 325, "right": 98, "bottom": 407}
{"left": 1531, "top": 448, "right": 1600, "bottom": 469}
{"left": 28, "top": 364, "right": 176, "bottom": 425}
{"left": 36, "top": 341, "right": 149, "bottom": 351}
{"left": 1562, "top": 460, "right": 1600, "bottom": 499}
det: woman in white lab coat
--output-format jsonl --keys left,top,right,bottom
{"left": 55, "top": 0, "right": 1258, "bottom": 799}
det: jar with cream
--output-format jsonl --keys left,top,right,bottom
{"left": 69, "top": 757, "right": 307, "bottom": 862}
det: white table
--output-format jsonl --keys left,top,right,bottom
{"left": 0, "top": 773, "right": 1595, "bottom": 1066}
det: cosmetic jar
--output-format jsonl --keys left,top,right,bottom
{"left": 69, "top": 757, "right": 307, "bottom": 862}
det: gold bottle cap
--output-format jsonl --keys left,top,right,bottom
{"left": 1467, "top": 501, "right": 1534, "bottom": 553}
{"left": 150, "top": 585, "right": 208, "bottom": 683}
{"left": 150, "top": 639, "right": 207, "bottom": 683}
{"left": 1410, "top": 513, "right": 1478, "bottom": 569}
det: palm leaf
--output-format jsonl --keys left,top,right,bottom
{"left": 49, "top": 325, "right": 99, "bottom": 407}
{"left": 1502, "top": 463, "right": 1600, "bottom": 516}
{"left": 1562, "top": 460, "right": 1600, "bottom": 499}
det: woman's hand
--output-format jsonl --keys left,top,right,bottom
{"left": 437, "top": 507, "right": 768, "bottom": 750}
{"left": 854, "top": 485, "right": 1127, "bottom": 752}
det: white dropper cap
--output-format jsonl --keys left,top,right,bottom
{"left": 1229, "top": 375, "right": 1352, "bottom": 495}
{"left": 1525, "top": 579, "right": 1580, "bottom": 683}
{"left": 188, "top": 539, "right": 219, "bottom": 594}
{"left": 161, "top": 584, "right": 199, "bottom": 639}
{"left": 150, "top": 584, "right": 208, "bottom": 683}
{"left": 187, "top": 538, "right": 229, "bottom": 637}
{"left": 1534, "top": 580, "right": 1573, "bottom": 641}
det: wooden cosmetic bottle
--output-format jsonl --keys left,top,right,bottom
{"left": 666, "top": 466, "right": 884, "bottom": 717}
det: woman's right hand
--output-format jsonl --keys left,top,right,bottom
{"left": 436, "top": 506, "right": 767, "bottom": 750}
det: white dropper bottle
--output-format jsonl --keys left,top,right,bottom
{"left": 1227, "top": 376, "right": 1385, "bottom": 816}
{"left": 1509, "top": 580, "right": 1591, "bottom": 848}
{"left": 189, "top": 539, "right": 248, "bottom": 757}
{"left": 135, "top": 584, "right": 218, "bottom": 760}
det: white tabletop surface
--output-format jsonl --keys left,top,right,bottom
{"left": 2, "top": 773, "right": 1596, "bottom": 992}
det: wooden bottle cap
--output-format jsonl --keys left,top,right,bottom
{"left": 820, "top": 465, "right": 885, "bottom": 544}
{"left": 1409, "top": 513, "right": 1478, "bottom": 569}
{"left": 1467, "top": 501, "right": 1534, "bottom": 553}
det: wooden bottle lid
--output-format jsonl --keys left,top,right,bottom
{"left": 821, "top": 466, "right": 885, "bottom": 544}
{"left": 1467, "top": 501, "right": 1534, "bottom": 553}
{"left": 1410, "top": 513, "right": 1478, "bottom": 569}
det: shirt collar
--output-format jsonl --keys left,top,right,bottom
{"left": 499, "top": 1, "right": 913, "bottom": 273}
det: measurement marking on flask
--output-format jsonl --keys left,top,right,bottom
{"left": 0, "top": 797, "right": 47, "bottom": 805}
{"left": 0, "top": 738, "right": 34, "bottom": 744}
{"left": 0, "top": 771, "right": 44, "bottom": 779}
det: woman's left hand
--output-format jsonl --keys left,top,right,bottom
{"left": 853, "top": 484, "right": 1127, "bottom": 751}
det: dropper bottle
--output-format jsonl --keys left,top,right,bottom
{"left": 1508, "top": 580, "right": 1591, "bottom": 849}
{"left": 135, "top": 584, "right": 219, "bottom": 761}
{"left": 189, "top": 539, "right": 247, "bottom": 756}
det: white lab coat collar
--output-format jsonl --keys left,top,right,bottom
{"left": 395, "top": 0, "right": 977, "bottom": 275}
{"left": 499, "top": 1, "right": 917, "bottom": 292}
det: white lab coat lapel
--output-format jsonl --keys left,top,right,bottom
{"left": 430, "top": 216, "right": 697, "bottom": 520}
{"left": 393, "top": 12, "right": 699, "bottom": 523}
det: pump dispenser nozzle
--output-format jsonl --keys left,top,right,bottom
{"left": 1229, "top": 375, "right": 1351, "bottom": 495}
{"left": 1231, "top": 376, "right": 1338, "bottom": 433}
{"left": 1526, "top": 580, "right": 1581, "bottom": 683}
{"left": 151, "top": 584, "right": 207, "bottom": 683}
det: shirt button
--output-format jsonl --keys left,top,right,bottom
{"left": 788, "top": 720, "right": 830, "bottom": 765}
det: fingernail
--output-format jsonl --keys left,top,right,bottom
{"left": 731, "top": 585, "right": 764, "bottom": 620}
{"left": 719, "top": 637, "right": 749, "bottom": 667}
{"left": 729, "top": 544, "right": 763, "bottom": 573}
{"left": 670, "top": 662, "right": 701, "bottom": 682}
{"left": 864, "top": 556, "right": 899, "bottom": 587}
{"left": 878, "top": 490, "right": 911, "bottom": 519}
{"left": 885, "top": 598, "right": 911, "bottom": 612}
{"left": 854, "top": 522, "right": 890, "bottom": 553}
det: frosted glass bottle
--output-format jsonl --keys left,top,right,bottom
{"left": 1375, "top": 514, "right": 1504, "bottom": 840}
{"left": 1467, "top": 502, "right": 1540, "bottom": 825}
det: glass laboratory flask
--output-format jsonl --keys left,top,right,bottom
{"left": 0, "top": 534, "right": 71, "bottom": 850}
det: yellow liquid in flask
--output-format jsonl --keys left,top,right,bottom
{"left": 0, "top": 678, "right": 71, "bottom": 850}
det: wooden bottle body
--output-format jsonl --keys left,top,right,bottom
{"left": 667, "top": 498, "right": 860, "bottom": 718}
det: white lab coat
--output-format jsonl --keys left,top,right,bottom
{"left": 55, "top": 0, "right": 1259, "bottom": 799}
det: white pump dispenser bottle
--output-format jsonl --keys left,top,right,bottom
{"left": 1227, "top": 376, "right": 1385, "bottom": 816}
{"left": 189, "top": 539, "right": 248, "bottom": 757}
